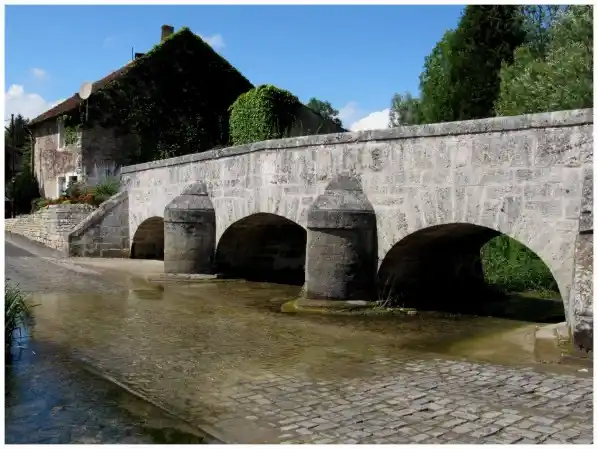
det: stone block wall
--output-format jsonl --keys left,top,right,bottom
{"left": 568, "top": 165, "right": 593, "bottom": 351}
{"left": 5, "top": 204, "right": 94, "bottom": 252}
{"left": 68, "top": 191, "right": 130, "bottom": 258}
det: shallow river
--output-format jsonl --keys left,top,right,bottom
{"left": 5, "top": 237, "right": 591, "bottom": 443}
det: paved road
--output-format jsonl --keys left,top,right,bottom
{"left": 5, "top": 234, "right": 594, "bottom": 444}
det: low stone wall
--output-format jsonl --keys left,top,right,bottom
{"left": 5, "top": 204, "right": 95, "bottom": 252}
{"left": 68, "top": 191, "right": 130, "bottom": 258}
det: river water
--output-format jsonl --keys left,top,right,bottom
{"left": 5, "top": 242, "right": 591, "bottom": 444}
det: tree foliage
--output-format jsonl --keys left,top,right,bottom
{"left": 229, "top": 85, "right": 301, "bottom": 145}
{"left": 446, "top": 5, "right": 525, "bottom": 120}
{"left": 306, "top": 97, "right": 343, "bottom": 127}
{"left": 495, "top": 5, "right": 593, "bottom": 116}
{"left": 418, "top": 30, "right": 457, "bottom": 124}
{"left": 519, "top": 5, "right": 566, "bottom": 58}
{"left": 5, "top": 114, "right": 40, "bottom": 215}
{"left": 412, "top": 6, "right": 525, "bottom": 124}
{"left": 389, "top": 92, "right": 423, "bottom": 126}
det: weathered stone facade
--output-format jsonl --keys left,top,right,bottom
{"left": 5, "top": 204, "right": 95, "bottom": 252}
{"left": 121, "top": 108, "right": 593, "bottom": 349}
{"left": 32, "top": 121, "right": 128, "bottom": 199}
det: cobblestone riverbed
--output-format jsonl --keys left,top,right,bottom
{"left": 5, "top": 233, "right": 593, "bottom": 444}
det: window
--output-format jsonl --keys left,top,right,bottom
{"left": 57, "top": 176, "right": 66, "bottom": 197}
{"left": 57, "top": 121, "right": 66, "bottom": 150}
{"left": 69, "top": 175, "right": 78, "bottom": 185}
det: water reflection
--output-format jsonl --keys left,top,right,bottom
{"left": 28, "top": 278, "right": 559, "bottom": 376}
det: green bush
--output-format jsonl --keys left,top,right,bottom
{"left": 5, "top": 282, "right": 34, "bottom": 357}
{"left": 92, "top": 177, "right": 120, "bottom": 198}
{"left": 481, "top": 235, "right": 558, "bottom": 294}
{"left": 64, "top": 180, "right": 87, "bottom": 199}
{"left": 6, "top": 170, "right": 41, "bottom": 216}
{"left": 229, "top": 84, "right": 301, "bottom": 145}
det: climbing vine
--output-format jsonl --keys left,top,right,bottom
{"left": 58, "top": 115, "right": 82, "bottom": 147}
{"left": 84, "top": 27, "right": 253, "bottom": 165}
{"left": 228, "top": 84, "right": 301, "bottom": 145}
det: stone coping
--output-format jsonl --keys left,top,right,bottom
{"left": 120, "top": 108, "right": 593, "bottom": 175}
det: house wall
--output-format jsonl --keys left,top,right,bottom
{"left": 32, "top": 120, "right": 131, "bottom": 198}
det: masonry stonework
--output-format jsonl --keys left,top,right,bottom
{"left": 5, "top": 204, "right": 95, "bottom": 252}
{"left": 120, "top": 109, "right": 593, "bottom": 349}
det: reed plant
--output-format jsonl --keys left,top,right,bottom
{"left": 5, "top": 282, "right": 34, "bottom": 358}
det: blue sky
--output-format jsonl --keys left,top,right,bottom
{"left": 5, "top": 5, "right": 464, "bottom": 130}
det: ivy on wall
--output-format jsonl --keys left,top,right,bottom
{"left": 78, "top": 28, "right": 253, "bottom": 165}
{"left": 229, "top": 84, "right": 301, "bottom": 145}
{"left": 58, "top": 115, "right": 82, "bottom": 147}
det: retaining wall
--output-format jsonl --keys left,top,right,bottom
{"left": 5, "top": 204, "right": 95, "bottom": 252}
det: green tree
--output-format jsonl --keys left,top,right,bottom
{"left": 418, "top": 30, "right": 456, "bottom": 124}
{"left": 306, "top": 97, "right": 343, "bottom": 127}
{"left": 389, "top": 92, "right": 423, "bottom": 126}
{"left": 519, "top": 5, "right": 566, "bottom": 58}
{"left": 448, "top": 5, "right": 525, "bottom": 120}
{"left": 5, "top": 114, "right": 32, "bottom": 177}
{"left": 5, "top": 115, "right": 39, "bottom": 215}
{"left": 495, "top": 5, "right": 593, "bottom": 116}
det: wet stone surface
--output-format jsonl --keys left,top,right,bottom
{"left": 5, "top": 342, "right": 207, "bottom": 444}
{"left": 5, "top": 234, "right": 594, "bottom": 444}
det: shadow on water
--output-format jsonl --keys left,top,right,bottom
{"left": 5, "top": 337, "right": 212, "bottom": 444}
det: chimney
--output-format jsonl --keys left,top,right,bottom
{"left": 161, "top": 25, "right": 174, "bottom": 42}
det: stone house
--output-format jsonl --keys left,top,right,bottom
{"left": 28, "top": 25, "right": 343, "bottom": 200}
{"left": 28, "top": 57, "right": 138, "bottom": 199}
{"left": 28, "top": 24, "right": 247, "bottom": 199}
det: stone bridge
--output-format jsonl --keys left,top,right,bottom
{"left": 120, "top": 109, "right": 593, "bottom": 350}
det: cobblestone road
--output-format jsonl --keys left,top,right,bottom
{"left": 5, "top": 233, "right": 594, "bottom": 444}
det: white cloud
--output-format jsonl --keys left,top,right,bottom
{"left": 30, "top": 68, "right": 47, "bottom": 81}
{"left": 4, "top": 84, "right": 57, "bottom": 121}
{"left": 201, "top": 33, "right": 225, "bottom": 50}
{"left": 349, "top": 108, "right": 391, "bottom": 131}
{"left": 337, "top": 101, "right": 360, "bottom": 125}
{"left": 337, "top": 101, "right": 391, "bottom": 131}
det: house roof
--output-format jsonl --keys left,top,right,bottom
{"left": 29, "top": 63, "right": 134, "bottom": 126}
{"left": 30, "top": 28, "right": 253, "bottom": 128}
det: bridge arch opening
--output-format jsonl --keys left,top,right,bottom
{"left": 215, "top": 213, "right": 306, "bottom": 285}
{"left": 131, "top": 217, "right": 165, "bottom": 260}
{"left": 377, "top": 223, "right": 564, "bottom": 323}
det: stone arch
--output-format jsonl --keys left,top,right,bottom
{"left": 373, "top": 183, "right": 579, "bottom": 317}
{"left": 131, "top": 216, "right": 164, "bottom": 260}
{"left": 214, "top": 213, "right": 307, "bottom": 285}
{"left": 377, "top": 222, "right": 565, "bottom": 322}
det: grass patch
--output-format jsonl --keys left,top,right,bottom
{"left": 5, "top": 282, "right": 35, "bottom": 358}
{"left": 481, "top": 235, "right": 559, "bottom": 295}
